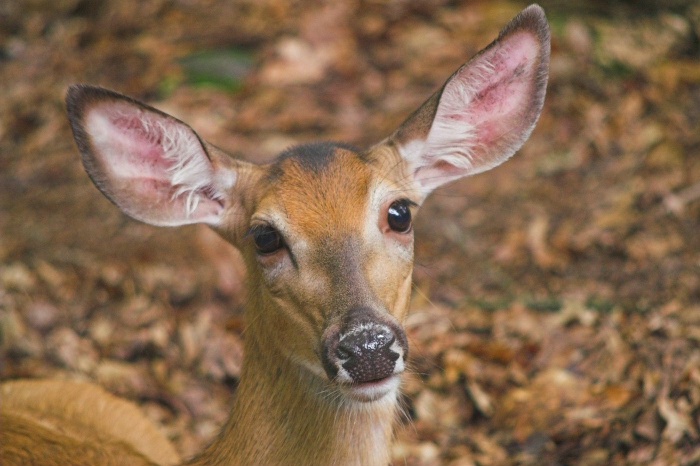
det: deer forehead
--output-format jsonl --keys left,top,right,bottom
{"left": 255, "top": 143, "right": 408, "bottom": 244}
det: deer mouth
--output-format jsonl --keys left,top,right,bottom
{"left": 338, "top": 373, "right": 402, "bottom": 402}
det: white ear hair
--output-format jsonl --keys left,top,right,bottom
{"left": 94, "top": 110, "right": 228, "bottom": 217}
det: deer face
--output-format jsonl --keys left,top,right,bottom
{"left": 237, "top": 143, "right": 417, "bottom": 401}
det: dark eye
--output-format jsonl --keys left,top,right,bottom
{"left": 387, "top": 200, "right": 412, "bottom": 233}
{"left": 251, "top": 225, "right": 284, "bottom": 254}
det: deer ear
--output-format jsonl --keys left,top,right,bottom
{"left": 66, "top": 85, "right": 246, "bottom": 227}
{"left": 389, "top": 4, "right": 550, "bottom": 197}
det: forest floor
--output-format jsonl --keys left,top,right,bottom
{"left": 1, "top": 1, "right": 699, "bottom": 464}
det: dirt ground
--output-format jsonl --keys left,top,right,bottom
{"left": 1, "top": 1, "right": 699, "bottom": 464}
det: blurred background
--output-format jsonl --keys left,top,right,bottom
{"left": 1, "top": 1, "right": 699, "bottom": 464}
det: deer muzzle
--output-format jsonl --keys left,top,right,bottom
{"left": 321, "top": 307, "right": 408, "bottom": 401}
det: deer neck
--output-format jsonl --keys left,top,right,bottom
{"left": 185, "top": 298, "right": 400, "bottom": 466}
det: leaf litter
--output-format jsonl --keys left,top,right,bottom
{"left": 1, "top": 1, "right": 699, "bottom": 464}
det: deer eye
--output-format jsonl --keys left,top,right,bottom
{"left": 387, "top": 200, "right": 413, "bottom": 233}
{"left": 251, "top": 225, "right": 284, "bottom": 254}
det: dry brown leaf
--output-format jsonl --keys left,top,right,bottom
{"left": 657, "top": 395, "right": 698, "bottom": 443}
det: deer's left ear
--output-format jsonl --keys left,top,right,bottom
{"left": 388, "top": 4, "right": 550, "bottom": 198}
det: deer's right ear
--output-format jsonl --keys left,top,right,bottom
{"left": 388, "top": 4, "right": 550, "bottom": 199}
{"left": 66, "top": 85, "right": 255, "bottom": 228}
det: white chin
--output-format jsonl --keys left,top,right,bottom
{"left": 340, "top": 375, "right": 402, "bottom": 402}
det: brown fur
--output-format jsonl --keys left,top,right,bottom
{"left": 272, "top": 149, "right": 372, "bottom": 239}
{"left": 0, "top": 380, "right": 179, "bottom": 465}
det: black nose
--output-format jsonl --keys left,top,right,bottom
{"left": 322, "top": 308, "right": 407, "bottom": 384}
{"left": 336, "top": 324, "right": 400, "bottom": 383}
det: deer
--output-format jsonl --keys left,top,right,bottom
{"left": 0, "top": 5, "right": 550, "bottom": 465}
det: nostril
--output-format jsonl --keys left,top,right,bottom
{"left": 336, "top": 346, "right": 351, "bottom": 360}
{"left": 387, "top": 349, "right": 400, "bottom": 362}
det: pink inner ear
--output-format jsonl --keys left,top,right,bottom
{"left": 88, "top": 104, "right": 177, "bottom": 183}
{"left": 463, "top": 32, "right": 539, "bottom": 147}
{"left": 420, "top": 30, "right": 542, "bottom": 183}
